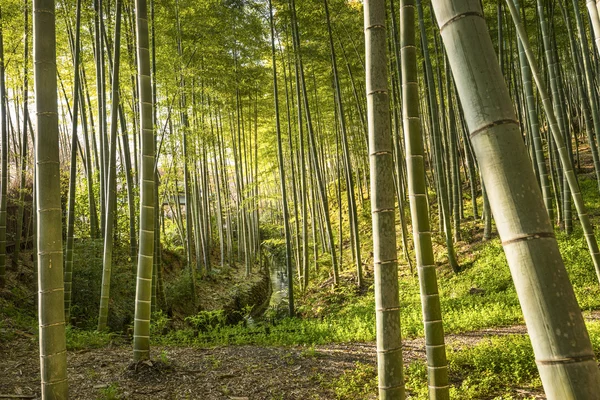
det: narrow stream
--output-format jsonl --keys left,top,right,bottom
{"left": 267, "top": 256, "right": 289, "bottom": 315}
{"left": 246, "top": 253, "right": 290, "bottom": 325}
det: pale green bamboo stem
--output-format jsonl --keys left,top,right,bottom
{"left": 34, "top": 0, "right": 68, "bottom": 397}
{"left": 0, "top": 6, "right": 7, "bottom": 288}
{"left": 364, "top": 0, "right": 405, "bottom": 397}
{"left": 401, "top": 0, "right": 449, "bottom": 398}
{"left": 514, "top": 0, "right": 551, "bottom": 221}
{"left": 587, "top": 1, "right": 600, "bottom": 57}
{"left": 133, "top": 0, "right": 156, "bottom": 362}
{"left": 435, "top": 2, "right": 600, "bottom": 398}
{"left": 63, "top": 0, "right": 82, "bottom": 324}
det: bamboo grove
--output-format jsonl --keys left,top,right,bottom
{"left": 4, "top": 0, "right": 600, "bottom": 398}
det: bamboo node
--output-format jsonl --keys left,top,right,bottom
{"left": 439, "top": 11, "right": 483, "bottom": 32}
{"left": 536, "top": 354, "right": 596, "bottom": 365}
{"left": 470, "top": 119, "right": 519, "bottom": 138}
{"left": 501, "top": 231, "right": 555, "bottom": 246}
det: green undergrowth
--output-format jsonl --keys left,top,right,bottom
{"left": 0, "top": 296, "right": 36, "bottom": 343}
{"left": 156, "top": 175, "right": 600, "bottom": 347}
{"left": 330, "top": 320, "right": 600, "bottom": 399}
{"left": 149, "top": 219, "right": 600, "bottom": 347}
{"left": 144, "top": 175, "right": 600, "bottom": 398}
{"left": 151, "top": 221, "right": 600, "bottom": 347}
{"left": 402, "top": 319, "right": 600, "bottom": 399}
{"left": 405, "top": 333, "right": 541, "bottom": 399}
{"left": 65, "top": 326, "right": 117, "bottom": 351}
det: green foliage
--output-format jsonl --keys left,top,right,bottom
{"left": 164, "top": 271, "right": 197, "bottom": 316}
{"left": 185, "top": 309, "right": 227, "bottom": 331}
{"left": 299, "top": 344, "right": 321, "bottom": 359}
{"left": 405, "top": 335, "right": 540, "bottom": 399}
{"left": 329, "top": 362, "right": 377, "bottom": 400}
{"left": 65, "top": 326, "right": 114, "bottom": 351}
{"left": 448, "top": 335, "right": 538, "bottom": 398}
{"left": 0, "top": 296, "right": 36, "bottom": 343}
{"left": 150, "top": 310, "right": 172, "bottom": 336}
{"left": 159, "top": 350, "right": 170, "bottom": 365}
{"left": 69, "top": 239, "right": 135, "bottom": 330}
{"left": 97, "top": 383, "right": 122, "bottom": 400}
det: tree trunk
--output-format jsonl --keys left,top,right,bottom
{"left": 34, "top": 0, "right": 68, "bottom": 397}
{"left": 401, "top": 0, "right": 449, "bottom": 397}
{"left": 435, "top": 2, "right": 600, "bottom": 397}
{"left": 133, "top": 0, "right": 156, "bottom": 362}
{"left": 364, "top": 0, "right": 405, "bottom": 397}
{"left": 0, "top": 6, "right": 7, "bottom": 288}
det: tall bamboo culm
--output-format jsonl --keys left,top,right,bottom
{"left": 433, "top": 1, "right": 600, "bottom": 398}
{"left": 364, "top": 0, "right": 404, "bottom": 397}
{"left": 34, "top": 0, "right": 68, "bottom": 398}
{"left": 401, "top": 0, "right": 449, "bottom": 398}
{"left": 133, "top": 0, "right": 156, "bottom": 362}
{"left": 98, "top": 0, "right": 123, "bottom": 332}
{"left": 63, "top": 0, "right": 82, "bottom": 323}
{"left": 0, "top": 6, "right": 7, "bottom": 288}
{"left": 269, "top": 0, "right": 294, "bottom": 317}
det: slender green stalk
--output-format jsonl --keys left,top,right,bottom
{"left": 15, "top": 0, "right": 30, "bottom": 265}
{"left": 514, "top": 0, "right": 551, "bottom": 220}
{"left": 79, "top": 81, "right": 99, "bottom": 240}
{"left": 401, "top": 0, "right": 449, "bottom": 398}
{"left": 34, "top": 0, "right": 68, "bottom": 397}
{"left": 388, "top": 0, "right": 413, "bottom": 272}
{"left": 63, "top": 0, "right": 82, "bottom": 324}
{"left": 175, "top": 0, "right": 196, "bottom": 282}
{"left": 133, "top": 0, "right": 155, "bottom": 362}
{"left": 94, "top": 0, "right": 106, "bottom": 237}
{"left": 269, "top": 0, "right": 294, "bottom": 316}
{"left": 435, "top": 2, "right": 600, "bottom": 397}
{"left": 290, "top": 0, "right": 338, "bottom": 284}
{"left": 416, "top": 0, "right": 459, "bottom": 272}
{"left": 324, "top": 0, "right": 362, "bottom": 286}
{"left": 536, "top": 0, "right": 568, "bottom": 228}
{"left": 287, "top": 0, "right": 309, "bottom": 289}
{"left": 446, "top": 59, "right": 461, "bottom": 243}
{"left": 0, "top": 6, "right": 7, "bottom": 288}
{"left": 364, "top": 0, "right": 405, "bottom": 397}
{"left": 98, "top": 0, "right": 122, "bottom": 332}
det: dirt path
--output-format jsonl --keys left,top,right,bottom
{"left": 0, "top": 323, "right": 547, "bottom": 400}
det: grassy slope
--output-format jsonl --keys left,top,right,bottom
{"left": 4, "top": 175, "right": 600, "bottom": 398}
{"left": 150, "top": 175, "right": 600, "bottom": 399}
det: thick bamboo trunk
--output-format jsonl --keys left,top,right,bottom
{"left": 364, "top": 0, "right": 404, "bottom": 397}
{"left": 133, "top": 0, "right": 156, "bottom": 362}
{"left": 434, "top": 2, "right": 600, "bottom": 398}
{"left": 34, "top": 0, "right": 68, "bottom": 397}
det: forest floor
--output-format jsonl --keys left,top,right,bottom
{"left": 0, "top": 323, "right": 548, "bottom": 400}
{"left": 4, "top": 149, "right": 600, "bottom": 399}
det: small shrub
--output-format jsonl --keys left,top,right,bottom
{"left": 150, "top": 310, "right": 172, "bottom": 336}
{"left": 98, "top": 383, "right": 121, "bottom": 400}
{"left": 185, "top": 309, "right": 227, "bottom": 332}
